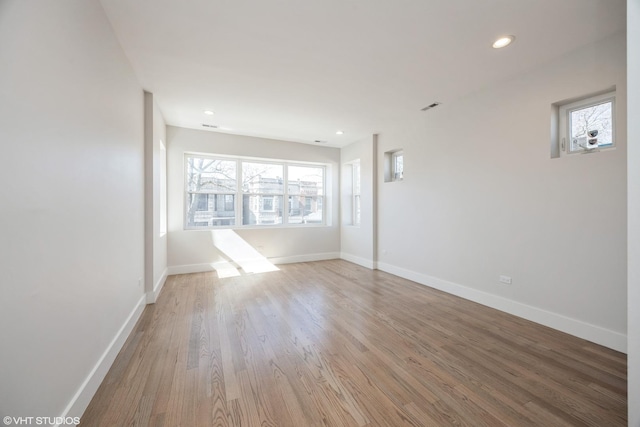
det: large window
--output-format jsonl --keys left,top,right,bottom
{"left": 185, "top": 154, "right": 326, "bottom": 229}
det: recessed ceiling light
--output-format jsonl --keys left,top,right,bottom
{"left": 203, "top": 110, "right": 214, "bottom": 115}
{"left": 336, "top": 130, "right": 344, "bottom": 135}
{"left": 492, "top": 35, "right": 515, "bottom": 49}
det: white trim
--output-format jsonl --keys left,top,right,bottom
{"left": 269, "top": 252, "right": 340, "bottom": 265}
{"left": 376, "top": 261, "right": 627, "bottom": 353}
{"left": 60, "top": 295, "right": 146, "bottom": 426}
{"left": 184, "top": 154, "right": 328, "bottom": 230}
{"left": 146, "top": 268, "right": 168, "bottom": 304}
{"left": 167, "top": 263, "right": 216, "bottom": 275}
{"left": 340, "top": 252, "right": 375, "bottom": 269}
{"left": 167, "top": 252, "right": 341, "bottom": 275}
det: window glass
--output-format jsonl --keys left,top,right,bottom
{"left": 287, "top": 165, "right": 324, "bottom": 224}
{"left": 288, "top": 196, "right": 322, "bottom": 224}
{"left": 187, "top": 194, "right": 236, "bottom": 227}
{"left": 569, "top": 101, "right": 613, "bottom": 151}
{"left": 242, "top": 195, "right": 283, "bottom": 225}
{"left": 288, "top": 165, "right": 324, "bottom": 196}
{"left": 242, "top": 162, "right": 283, "bottom": 194}
{"left": 186, "top": 158, "right": 236, "bottom": 193}
{"left": 186, "top": 158, "right": 236, "bottom": 228}
{"left": 393, "top": 152, "right": 404, "bottom": 181}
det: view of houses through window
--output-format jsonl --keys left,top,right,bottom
{"left": 186, "top": 155, "right": 325, "bottom": 228}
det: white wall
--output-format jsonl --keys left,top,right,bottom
{"left": 144, "top": 93, "right": 168, "bottom": 302}
{"left": 167, "top": 126, "right": 340, "bottom": 271}
{"left": 0, "top": 0, "right": 145, "bottom": 423}
{"left": 153, "top": 99, "right": 168, "bottom": 293}
{"left": 376, "top": 33, "right": 627, "bottom": 351}
{"left": 628, "top": 0, "right": 640, "bottom": 424}
{"left": 341, "top": 136, "right": 377, "bottom": 268}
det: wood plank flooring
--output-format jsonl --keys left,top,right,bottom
{"left": 80, "top": 260, "right": 627, "bottom": 426}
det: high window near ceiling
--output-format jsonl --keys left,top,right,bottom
{"left": 185, "top": 154, "right": 326, "bottom": 229}
{"left": 552, "top": 89, "right": 616, "bottom": 158}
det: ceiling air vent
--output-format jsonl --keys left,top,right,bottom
{"left": 421, "top": 102, "right": 441, "bottom": 111}
{"left": 314, "top": 140, "right": 328, "bottom": 144}
{"left": 202, "top": 124, "right": 218, "bottom": 128}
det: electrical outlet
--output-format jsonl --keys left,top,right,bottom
{"left": 138, "top": 277, "right": 142, "bottom": 287}
{"left": 499, "top": 275, "right": 512, "bottom": 285}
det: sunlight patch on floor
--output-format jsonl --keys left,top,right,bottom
{"left": 211, "top": 229, "right": 279, "bottom": 278}
{"left": 212, "top": 261, "right": 242, "bottom": 278}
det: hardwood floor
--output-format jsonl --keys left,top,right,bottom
{"left": 80, "top": 260, "right": 627, "bottom": 426}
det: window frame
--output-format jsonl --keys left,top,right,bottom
{"left": 558, "top": 91, "right": 616, "bottom": 156}
{"left": 184, "top": 153, "right": 327, "bottom": 230}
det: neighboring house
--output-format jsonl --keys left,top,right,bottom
{"left": 190, "top": 176, "right": 322, "bottom": 226}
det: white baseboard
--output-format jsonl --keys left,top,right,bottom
{"left": 60, "top": 294, "right": 146, "bottom": 426}
{"left": 167, "top": 263, "right": 216, "bottom": 275}
{"left": 167, "top": 253, "right": 340, "bottom": 275}
{"left": 376, "top": 262, "right": 627, "bottom": 353}
{"left": 146, "top": 268, "right": 168, "bottom": 304}
{"left": 269, "top": 252, "right": 340, "bottom": 265}
{"left": 340, "top": 252, "right": 375, "bottom": 269}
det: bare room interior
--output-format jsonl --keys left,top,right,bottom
{"left": 1, "top": 0, "right": 639, "bottom": 426}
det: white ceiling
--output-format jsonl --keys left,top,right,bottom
{"left": 100, "top": 0, "right": 626, "bottom": 147}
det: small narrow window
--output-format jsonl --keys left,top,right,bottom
{"left": 352, "top": 161, "right": 361, "bottom": 226}
{"left": 556, "top": 90, "right": 615, "bottom": 157}
{"left": 392, "top": 151, "right": 404, "bottom": 181}
{"left": 384, "top": 149, "right": 404, "bottom": 182}
{"left": 159, "top": 140, "right": 167, "bottom": 235}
